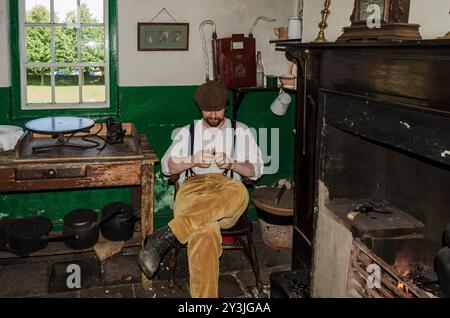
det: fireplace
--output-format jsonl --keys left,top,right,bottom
{"left": 310, "top": 91, "right": 450, "bottom": 298}
{"left": 277, "top": 39, "right": 450, "bottom": 298}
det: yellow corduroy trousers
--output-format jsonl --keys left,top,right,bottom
{"left": 168, "top": 173, "right": 249, "bottom": 298}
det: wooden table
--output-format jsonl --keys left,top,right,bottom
{"left": 0, "top": 123, "right": 159, "bottom": 288}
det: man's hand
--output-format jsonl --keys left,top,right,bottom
{"left": 214, "top": 152, "right": 234, "bottom": 170}
{"left": 192, "top": 150, "right": 215, "bottom": 168}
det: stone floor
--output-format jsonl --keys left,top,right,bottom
{"left": 0, "top": 222, "right": 292, "bottom": 298}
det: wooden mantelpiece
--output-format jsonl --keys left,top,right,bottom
{"left": 273, "top": 39, "right": 450, "bottom": 271}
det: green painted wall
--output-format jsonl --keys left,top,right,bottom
{"left": 0, "top": 86, "right": 295, "bottom": 230}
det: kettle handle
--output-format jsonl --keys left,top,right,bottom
{"left": 121, "top": 214, "right": 141, "bottom": 224}
{"left": 96, "top": 207, "right": 124, "bottom": 227}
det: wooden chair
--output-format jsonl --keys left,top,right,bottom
{"left": 166, "top": 173, "right": 263, "bottom": 290}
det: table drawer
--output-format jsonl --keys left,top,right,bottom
{"left": 15, "top": 167, "right": 86, "bottom": 180}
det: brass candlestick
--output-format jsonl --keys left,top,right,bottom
{"left": 314, "top": 0, "right": 331, "bottom": 43}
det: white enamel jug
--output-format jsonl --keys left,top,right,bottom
{"left": 287, "top": 16, "right": 302, "bottom": 39}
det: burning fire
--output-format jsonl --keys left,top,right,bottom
{"left": 396, "top": 271, "right": 413, "bottom": 297}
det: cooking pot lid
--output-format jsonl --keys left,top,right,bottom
{"left": 101, "top": 202, "right": 132, "bottom": 218}
{"left": 64, "top": 209, "right": 98, "bottom": 228}
{"left": 9, "top": 216, "right": 53, "bottom": 240}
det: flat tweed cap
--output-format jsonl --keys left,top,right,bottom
{"left": 194, "top": 81, "right": 228, "bottom": 111}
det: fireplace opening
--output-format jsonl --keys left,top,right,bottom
{"left": 319, "top": 123, "right": 450, "bottom": 298}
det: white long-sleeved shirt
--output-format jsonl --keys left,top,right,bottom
{"left": 161, "top": 118, "right": 263, "bottom": 185}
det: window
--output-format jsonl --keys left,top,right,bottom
{"left": 10, "top": 0, "right": 117, "bottom": 117}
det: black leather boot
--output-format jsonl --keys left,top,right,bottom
{"left": 137, "top": 226, "right": 176, "bottom": 278}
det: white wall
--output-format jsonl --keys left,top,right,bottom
{"left": 302, "top": 0, "right": 450, "bottom": 42}
{"left": 409, "top": 0, "right": 450, "bottom": 39}
{"left": 0, "top": 0, "right": 11, "bottom": 87}
{"left": 1, "top": 0, "right": 449, "bottom": 88}
{"left": 118, "top": 0, "right": 297, "bottom": 86}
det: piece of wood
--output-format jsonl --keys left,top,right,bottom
{"left": 94, "top": 239, "right": 125, "bottom": 262}
{"left": 0, "top": 163, "right": 142, "bottom": 191}
{"left": 139, "top": 163, "right": 154, "bottom": 289}
{"left": 140, "top": 163, "right": 154, "bottom": 241}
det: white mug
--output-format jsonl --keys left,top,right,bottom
{"left": 288, "top": 16, "right": 302, "bottom": 39}
{"left": 270, "top": 90, "right": 292, "bottom": 116}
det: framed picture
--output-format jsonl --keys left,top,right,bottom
{"left": 137, "top": 23, "right": 189, "bottom": 51}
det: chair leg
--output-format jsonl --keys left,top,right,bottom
{"left": 168, "top": 243, "right": 181, "bottom": 289}
{"left": 244, "top": 230, "right": 263, "bottom": 290}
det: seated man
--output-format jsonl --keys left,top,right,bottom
{"left": 138, "top": 80, "right": 263, "bottom": 298}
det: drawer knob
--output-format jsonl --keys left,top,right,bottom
{"left": 45, "top": 169, "right": 57, "bottom": 178}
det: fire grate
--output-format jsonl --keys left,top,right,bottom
{"left": 349, "top": 240, "right": 436, "bottom": 298}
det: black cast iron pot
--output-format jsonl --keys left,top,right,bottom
{"left": 6, "top": 216, "right": 76, "bottom": 256}
{"left": 100, "top": 202, "right": 138, "bottom": 241}
{"left": 8, "top": 216, "right": 52, "bottom": 254}
{"left": 63, "top": 209, "right": 99, "bottom": 250}
{"left": 63, "top": 207, "right": 124, "bottom": 250}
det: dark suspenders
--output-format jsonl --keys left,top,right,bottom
{"left": 224, "top": 120, "right": 237, "bottom": 179}
{"left": 185, "top": 120, "right": 237, "bottom": 179}
{"left": 185, "top": 123, "right": 196, "bottom": 179}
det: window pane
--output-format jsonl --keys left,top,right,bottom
{"left": 26, "top": 0, "right": 50, "bottom": 23}
{"left": 54, "top": 0, "right": 78, "bottom": 25}
{"left": 82, "top": 67, "right": 105, "bottom": 103}
{"left": 26, "top": 26, "right": 51, "bottom": 62}
{"left": 55, "top": 67, "right": 79, "bottom": 103}
{"left": 27, "top": 67, "right": 51, "bottom": 104}
{"left": 81, "top": 27, "right": 104, "bottom": 62}
{"left": 55, "top": 26, "right": 78, "bottom": 63}
{"left": 81, "top": 0, "right": 104, "bottom": 23}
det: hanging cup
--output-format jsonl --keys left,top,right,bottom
{"left": 270, "top": 89, "right": 292, "bottom": 116}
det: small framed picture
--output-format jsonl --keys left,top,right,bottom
{"left": 137, "top": 23, "right": 189, "bottom": 51}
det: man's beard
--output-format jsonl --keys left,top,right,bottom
{"left": 205, "top": 117, "right": 223, "bottom": 127}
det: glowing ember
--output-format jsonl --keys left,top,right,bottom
{"left": 396, "top": 271, "right": 413, "bottom": 297}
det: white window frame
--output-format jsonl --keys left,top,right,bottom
{"left": 19, "top": 0, "right": 110, "bottom": 110}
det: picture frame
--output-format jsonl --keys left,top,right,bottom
{"left": 137, "top": 22, "right": 189, "bottom": 51}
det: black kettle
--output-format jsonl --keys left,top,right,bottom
{"left": 100, "top": 202, "right": 138, "bottom": 241}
